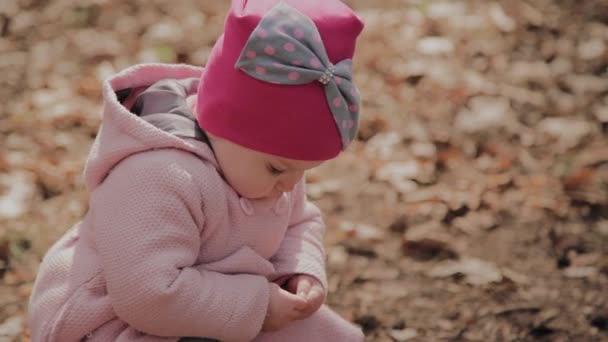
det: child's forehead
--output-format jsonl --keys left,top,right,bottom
{"left": 265, "top": 153, "right": 324, "bottom": 170}
{"left": 221, "top": 141, "right": 324, "bottom": 170}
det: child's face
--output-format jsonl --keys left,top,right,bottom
{"left": 208, "top": 134, "right": 324, "bottom": 200}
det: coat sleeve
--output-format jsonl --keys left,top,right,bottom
{"left": 270, "top": 179, "right": 328, "bottom": 291}
{"left": 91, "top": 150, "right": 269, "bottom": 341}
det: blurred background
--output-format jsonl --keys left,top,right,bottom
{"left": 1, "top": 0, "right": 607, "bottom": 341}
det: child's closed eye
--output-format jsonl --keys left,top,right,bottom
{"left": 266, "top": 164, "right": 285, "bottom": 175}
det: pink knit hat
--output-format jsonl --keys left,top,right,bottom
{"left": 196, "top": 0, "right": 364, "bottom": 161}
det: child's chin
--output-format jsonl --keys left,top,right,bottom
{"left": 246, "top": 192, "right": 280, "bottom": 201}
{"left": 240, "top": 191, "right": 269, "bottom": 200}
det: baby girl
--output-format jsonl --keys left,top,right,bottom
{"left": 28, "top": 0, "right": 365, "bottom": 341}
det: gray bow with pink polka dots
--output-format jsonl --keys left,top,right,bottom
{"left": 235, "top": 2, "right": 361, "bottom": 149}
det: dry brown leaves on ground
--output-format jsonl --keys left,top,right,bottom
{"left": 1, "top": 0, "right": 607, "bottom": 341}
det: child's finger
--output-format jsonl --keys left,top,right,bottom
{"left": 306, "top": 288, "right": 323, "bottom": 303}
{"left": 292, "top": 307, "right": 311, "bottom": 320}
{"left": 288, "top": 308, "right": 303, "bottom": 321}
{"left": 292, "top": 296, "right": 308, "bottom": 310}
{"left": 279, "top": 288, "right": 307, "bottom": 309}
{"left": 296, "top": 278, "right": 312, "bottom": 298}
{"left": 286, "top": 277, "right": 299, "bottom": 294}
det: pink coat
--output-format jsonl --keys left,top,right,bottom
{"left": 28, "top": 64, "right": 363, "bottom": 342}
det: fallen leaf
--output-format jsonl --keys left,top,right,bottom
{"left": 563, "top": 74, "right": 608, "bottom": 94}
{"left": 519, "top": 2, "right": 543, "bottom": 26}
{"left": 455, "top": 96, "right": 512, "bottom": 133}
{"left": 0, "top": 171, "right": 36, "bottom": 219}
{"left": 354, "top": 314, "right": 381, "bottom": 335}
{"left": 364, "top": 131, "right": 402, "bottom": 160}
{"left": 358, "top": 115, "right": 389, "bottom": 141}
{"left": 569, "top": 253, "right": 601, "bottom": 267}
{"left": 375, "top": 161, "right": 419, "bottom": 180}
{"left": 537, "top": 117, "right": 592, "bottom": 151}
{"left": 484, "top": 173, "right": 513, "bottom": 190}
{"left": 428, "top": 258, "right": 503, "bottom": 285}
{"left": 0, "top": 316, "right": 23, "bottom": 340}
{"left": 427, "top": 2, "right": 466, "bottom": 19}
{"left": 327, "top": 246, "right": 349, "bottom": 268}
{"left": 340, "top": 221, "right": 384, "bottom": 242}
{"left": 501, "top": 268, "right": 530, "bottom": 285}
{"left": 562, "top": 266, "right": 597, "bottom": 279}
{"left": 577, "top": 38, "right": 606, "bottom": 60}
{"left": 573, "top": 144, "right": 608, "bottom": 168}
{"left": 403, "top": 237, "right": 459, "bottom": 261}
{"left": 144, "top": 20, "right": 185, "bottom": 43}
{"left": 452, "top": 211, "right": 499, "bottom": 235}
{"left": 359, "top": 267, "right": 400, "bottom": 281}
{"left": 589, "top": 310, "right": 608, "bottom": 332}
{"left": 416, "top": 37, "right": 454, "bottom": 56}
{"left": 374, "top": 160, "right": 433, "bottom": 191}
{"left": 389, "top": 328, "right": 418, "bottom": 341}
{"left": 388, "top": 215, "right": 408, "bottom": 234}
{"left": 596, "top": 221, "right": 608, "bottom": 236}
{"left": 509, "top": 61, "right": 552, "bottom": 84}
{"left": 306, "top": 179, "right": 342, "bottom": 199}
{"left": 594, "top": 104, "right": 608, "bottom": 123}
{"left": 488, "top": 3, "right": 516, "bottom": 32}
{"left": 410, "top": 142, "right": 437, "bottom": 160}
{"left": 403, "top": 223, "right": 459, "bottom": 262}
{"left": 0, "top": 238, "right": 8, "bottom": 278}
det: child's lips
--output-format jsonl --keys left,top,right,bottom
{"left": 246, "top": 191, "right": 282, "bottom": 201}
{"left": 264, "top": 189, "right": 284, "bottom": 200}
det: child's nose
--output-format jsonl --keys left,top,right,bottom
{"left": 277, "top": 173, "right": 302, "bottom": 192}
{"left": 277, "top": 180, "right": 296, "bottom": 193}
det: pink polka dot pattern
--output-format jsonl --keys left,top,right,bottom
{"left": 264, "top": 45, "right": 276, "bottom": 55}
{"left": 288, "top": 71, "right": 300, "bottom": 80}
{"left": 234, "top": 2, "right": 362, "bottom": 151}
{"left": 284, "top": 42, "right": 295, "bottom": 52}
{"left": 342, "top": 120, "right": 354, "bottom": 129}
{"left": 257, "top": 28, "right": 268, "bottom": 38}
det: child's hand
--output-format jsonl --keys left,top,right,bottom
{"left": 262, "top": 283, "right": 307, "bottom": 332}
{"left": 286, "top": 274, "right": 325, "bottom": 320}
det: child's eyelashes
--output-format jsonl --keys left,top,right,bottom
{"left": 266, "top": 163, "right": 285, "bottom": 175}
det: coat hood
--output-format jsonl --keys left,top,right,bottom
{"left": 84, "top": 63, "right": 218, "bottom": 192}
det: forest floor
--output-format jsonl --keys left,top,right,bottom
{"left": 1, "top": 0, "right": 607, "bottom": 341}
